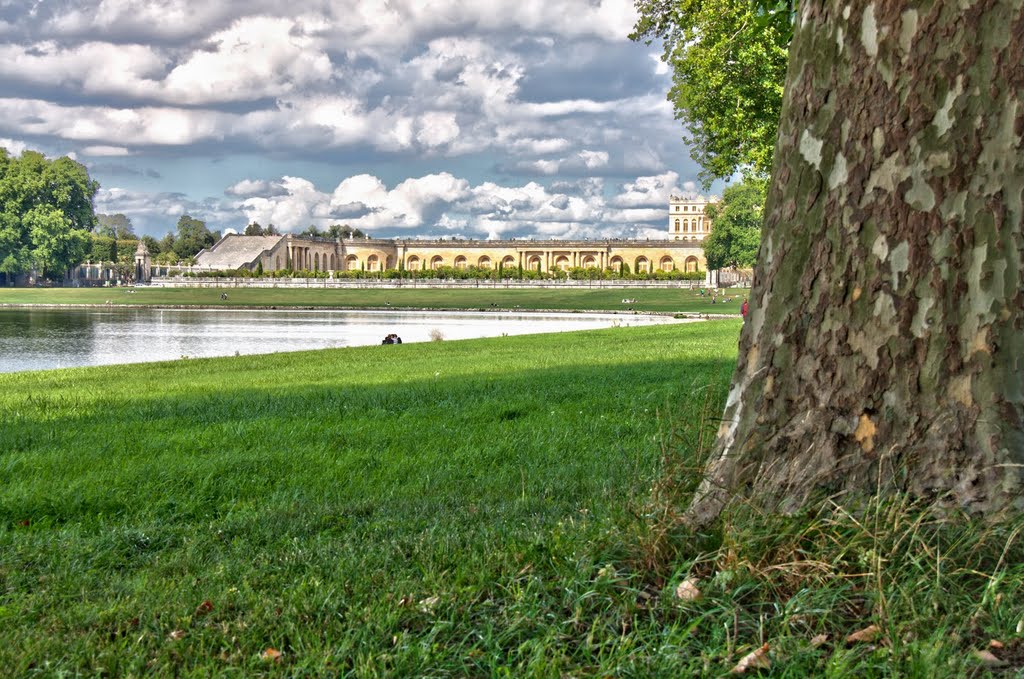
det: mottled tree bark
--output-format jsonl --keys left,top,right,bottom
{"left": 687, "top": 0, "right": 1024, "bottom": 525}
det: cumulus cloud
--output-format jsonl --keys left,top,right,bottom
{"left": 0, "top": 137, "right": 28, "bottom": 155}
{"left": 611, "top": 171, "right": 684, "bottom": 208}
{"left": 103, "top": 168, "right": 706, "bottom": 241}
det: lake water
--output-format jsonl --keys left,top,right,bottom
{"left": 0, "top": 307, "right": 689, "bottom": 373}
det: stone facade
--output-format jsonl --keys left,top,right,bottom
{"left": 198, "top": 235, "right": 707, "bottom": 274}
{"left": 668, "top": 195, "right": 717, "bottom": 241}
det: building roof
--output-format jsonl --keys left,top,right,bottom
{"left": 195, "top": 234, "right": 283, "bottom": 269}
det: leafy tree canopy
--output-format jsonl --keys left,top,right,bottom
{"left": 631, "top": 0, "right": 793, "bottom": 184}
{"left": 327, "top": 223, "right": 367, "bottom": 239}
{"left": 96, "top": 213, "right": 135, "bottom": 239}
{"left": 172, "top": 215, "right": 218, "bottom": 260}
{"left": 0, "top": 147, "right": 99, "bottom": 279}
{"left": 702, "top": 176, "right": 765, "bottom": 270}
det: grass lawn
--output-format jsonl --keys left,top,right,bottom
{"left": 0, "top": 285, "right": 746, "bottom": 315}
{"left": 2, "top": 320, "right": 1021, "bottom": 675}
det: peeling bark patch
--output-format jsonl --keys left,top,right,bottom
{"left": 855, "top": 414, "right": 877, "bottom": 453}
{"left": 864, "top": 152, "right": 910, "bottom": 199}
{"left": 911, "top": 295, "right": 934, "bottom": 338}
{"left": 872, "top": 234, "right": 889, "bottom": 261}
{"left": 800, "top": 130, "right": 824, "bottom": 169}
{"left": 899, "top": 9, "right": 918, "bottom": 57}
{"left": 829, "top": 153, "right": 849, "bottom": 190}
{"left": 861, "top": 4, "right": 879, "bottom": 58}
{"left": 890, "top": 241, "right": 910, "bottom": 289}
{"left": 932, "top": 77, "right": 964, "bottom": 136}
{"left": 950, "top": 375, "right": 973, "bottom": 407}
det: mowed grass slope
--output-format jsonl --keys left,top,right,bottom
{"left": 0, "top": 285, "right": 745, "bottom": 315}
{"left": 0, "top": 321, "right": 740, "bottom": 675}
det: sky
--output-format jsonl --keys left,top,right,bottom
{"left": 0, "top": 0, "right": 721, "bottom": 240}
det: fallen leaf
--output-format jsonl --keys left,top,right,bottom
{"left": 845, "top": 624, "right": 881, "bottom": 644}
{"left": 675, "top": 578, "right": 702, "bottom": 602}
{"left": 989, "top": 639, "right": 1004, "bottom": 650}
{"left": 972, "top": 649, "right": 1006, "bottom": 667}
{"left": 419, "top": 596, "right": 440, "bottom": 612}
{"left": 194, "top": 600, "right": 214, "bottom": 617}
{"left": 167, "top": 630, "right": 186, "bottom": 641}
{"left": 731, "top": 643, "right": 770, "bottom": 673}
{"left": 261, "top": 648, "right": 283, "bottom": 662}
{"left": 810, "top": 634, "right": 829, "bottom": 648}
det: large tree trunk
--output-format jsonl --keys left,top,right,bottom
{"left": 687, "top": 0, "right": 1024, "bottom": 525}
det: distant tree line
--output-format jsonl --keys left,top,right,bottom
{"left": 243, "top": 222, "right": 368, "bottom": 239}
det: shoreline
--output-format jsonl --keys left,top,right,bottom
{"left": 0, "top": 302, "right": 739, "bottom": 319}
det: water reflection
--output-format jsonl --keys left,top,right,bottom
{"left": 0, "top": 308, "right": 688, "bottom": 373}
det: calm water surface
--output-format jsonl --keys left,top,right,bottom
{"left": 0, "top": 307, "right": 688, "bottom": 373}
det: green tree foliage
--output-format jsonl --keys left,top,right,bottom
{"left": 171, "top": 215, "right": 218, "bottom": 260}
{"left": 631, "top": 0, "right": 792, "bottom": 183}
{"left": 96, "top": 213, "right": 135, "bottom": 239}
{"left": 0, "top": 148, "right": 99, "bottom": 280}
{"left": 244, "top": 222, "right": 265, "bottom": 236}
{"left": 327, "top": 223, "right": 367, "bottom": 239}
{"left": 141, "top": 235, "right": 161, "bottom": 255}
{"left": 702, "top": 176, "right": 766, "bottom": 270}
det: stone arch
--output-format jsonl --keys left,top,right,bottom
{"left": 407, "top": 255, "right": 420, "bottom": 270}
{"left": 367, "top": 254, "right": 379, "bottom": 271}
{"left": 477, "top": 255, "right": 491, "bottom": 268}
{"left": 431, "top": 255, "right": 444, "bottom": 269}
{"left": 554, "top": 254, "right": 570, "bottom": 270}
{"left": 609, "top": 255, "right": 623, "bottom": 271}
{"left": 454, "top": 255, "right": 468, "bottom": 269}
{"left": 528, "top": 255, "right": 542, "bottom": 270}
{"left": 581, "top": 255, "right": 597, "bottom": 267}
{"left": 345, "top": 254, "right": 358, "bottom": 270}
{"left": 329, "top": 254, "right": 336, "bottom": 270}
{"left": 501, "top": 255, "right": 516, "bottom": 269}
{"left": 635, "top": 256, "right": 650, "bottom": 273}
{"left": 314, "top": 253, "right": 320, "bottom": 270}
{"left": 385, "top": 256, "right": 395, "bottom": 270}
{"left": 660, "top": 255, "right": 674, "bottom": 271}
{"left": 685, "top": 255, "right": 700, "bottom": 272}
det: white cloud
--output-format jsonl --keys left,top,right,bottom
{"left": 415, "top": 111, "right": 460, "bottom": 149}
{"left": 81, "top": 145, "right": 133, "bottom": 156}
{"left": 0, "top": 41, "right": 166, "bottom": 98}
{"left": 611, "top": 171, "right": 683, "bottom": 208}
{"left": 162, "top": 16, "right": 333, "bottom": 104}
{"left": 0, "top": 137, "right": 28, "bottom": 156}
{"left": 649, "top": 53, "right": 669, "bottom": 76}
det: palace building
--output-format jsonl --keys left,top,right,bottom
{"left": 668, "top": 194, "right": 716, "bottom": 241}
{"left": 194, "top": 197, "right": 716, "bottom": 274}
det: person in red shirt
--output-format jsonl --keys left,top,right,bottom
{"left": 741, "top": 298, "right": 749, "bottom": 319}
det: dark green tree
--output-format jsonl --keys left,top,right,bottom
{"left": 171, "top": 215, "right": 217, "bottom": 259}
{"left": 702, "top": 177, "right": 766, "bottom": 270}
{"left": 327, "top": 223, "right": 367, "bottom": 239}
{"left": 631, "top": 0, "right": 792, "bottom": 184}
{"left": 244, "top": 222, "right": 265, "bottom": 236}
{"left": 141, "top": 235, "right": 161, "bottom": 255}
{"left": 0, "top": 148, "right": 99, "bottom": 281}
